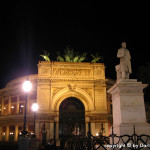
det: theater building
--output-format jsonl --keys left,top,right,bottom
{"left": 0, "top": 61, "right": 113, "bottom": 145}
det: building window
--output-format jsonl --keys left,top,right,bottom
{"left": 18, "top": 126, "right": 23, "bottom": 135}
{"left": 28, "top": 125, "right": 34, "bottom": 135}
{"left": 9, "top": 126, "right": 15, "bottom": 142}
{"left": 19, "top": 103, "right": 24, "bottom": 114}
{"left": 11, "top": 104, "right": 17, "bottom": 115}
{"left": 2, "top": 127, "right": 6, "bottom": 142}
{"left": 9, "top": 126, "right": 15, "bottom": 133}
{"left": 11, "top": 97, "right": 17, "bottom": 115}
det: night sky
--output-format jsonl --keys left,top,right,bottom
{"left": 0, "top": 1, "right": 149, "bottom": 88}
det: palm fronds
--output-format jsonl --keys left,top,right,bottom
{"left": 57, "top": 46, "right": 87, "bottom": 62}
{"left": 91, "top": 53, "right": 103, "bottom": 63}
{"left": 40, "top": 50, "right": 50, "bottom": 61}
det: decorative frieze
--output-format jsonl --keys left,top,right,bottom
{"left": 52, "top": 68, "right": 92, "bottom": 76}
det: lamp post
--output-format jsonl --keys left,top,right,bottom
{"left": 22, "top": 79, "right": 32, "bottom": 136}
{"left": 31, "top": 103, "right": 39, "bottom": 135}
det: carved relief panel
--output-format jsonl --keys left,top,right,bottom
{"left": 52, "top": 68, "right": 92, "bottom": 77}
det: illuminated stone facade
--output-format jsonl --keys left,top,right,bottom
{"left": 0, "top": 61, "right": 113, "bottom": 144}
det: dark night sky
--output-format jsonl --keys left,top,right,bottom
{"left": 0, "top": 1, "right": 149, "bottom": 88}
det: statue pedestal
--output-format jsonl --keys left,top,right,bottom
{"left": 108, "top": 79, "right": 150, "bottom": 135}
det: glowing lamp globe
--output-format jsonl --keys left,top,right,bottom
{"left": 22, "top": 80, "right": 32, "bottom": 93}
{"left": 32, "top": 103, "right": 39, "bottom": 112}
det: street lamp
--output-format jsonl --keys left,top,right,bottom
{"left": 22, "top": 79, "right": 32, "bottom": 136}
{"left": 31, "top": 103, "right": 39, "bottom": 135}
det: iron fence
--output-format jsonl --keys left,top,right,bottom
{"left": 71, "top": 127, "right": 150, "bottom": 150}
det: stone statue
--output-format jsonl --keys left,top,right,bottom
{"left": 116, "top": 42, "right": 132, "bottom": 81}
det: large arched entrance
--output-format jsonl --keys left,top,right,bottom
{"left": 59, "top": 97, "right": 85, "bottom": 147}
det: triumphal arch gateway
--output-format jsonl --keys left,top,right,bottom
{"left": 37, "top": 61, "right": 109, "bottom": 144}
{"left": 0, "top": 61, "right": 112, "bottom": 146}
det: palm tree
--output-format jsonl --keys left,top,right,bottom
{"left": 91, "top": 53, "right": 103, "bottom": 63}
{"left": 40, "top": 51, "right": 50, "bottom": 61}
{"left": 57, "top": 46, "right": 87, "bottom": 62}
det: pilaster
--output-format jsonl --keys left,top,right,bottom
{"left": 14, "top": 125, "right": 18, "bottom": 141}
{"left": 16, "top": 96, "right": 19, "bottom": 114}
{"left": 37, "top": 79, "right": 50, "bottom": 113}
{"left": 50, "top": 122, "right": 54, "bottom": 139}
{"left": 5, "top": 126, "right": 9, "bottom": 141}
{"left": 8, "top": 97, "right": 11, "bottom": 115}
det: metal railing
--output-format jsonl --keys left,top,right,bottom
{"left": 71, "top": 126, "right": 150, "bottom": 150}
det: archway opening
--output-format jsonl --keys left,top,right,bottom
{"left": 59, "top": 97, "right": 85, "bottom": 148}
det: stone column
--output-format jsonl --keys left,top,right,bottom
{"left": 108, "top": 79, "right": 150, "bottom": 136}
{"left": 5, "top": 126, "right": 9, "bottom": 142}
{"left": 14, "top": 125, "right": 18, "bottom": 142}
{"left": 16, "top": 96, "right": 19, "bottom": 114}
{"left": 8, "top": 97, "right": 11, "bottom": 115}
{"left": 0, "top": 126, "right": 2, "bottom": 142}
{"left": 1, "top": 99, "right": 4, "bottom": 116}
{"left": 85, "top": 116, "right": 90, "bottom": 135}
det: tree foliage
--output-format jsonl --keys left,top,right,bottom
{"left": 57, "top": 46, "right": 87, "bottom": 62}
{"left": 91, "top": 53, "right": 103, "bottom": 63}
{"left": 39, "top": 46, "right": 103, "bottom": 63}
{"left": 40, "top": 50, "right": 50, "bottom": 61}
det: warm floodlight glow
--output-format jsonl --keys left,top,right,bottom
{"left": 22, "top": 80, "right": 32, "bottom": 93}
{"left": 31, "top": 103, "right": 39, "bottom": 112}
{"left": 96, "top": 133, "right": 99, "bottom": 136}
{"left": 10, "top": 132, "right": 14, "bottom": 135}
